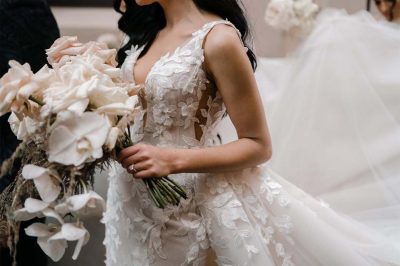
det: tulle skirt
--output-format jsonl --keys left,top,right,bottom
{"left": 104, "top": 163, "right": 400, "bottom": 265}
{"left": 219, "top": 8, "right": 400, "bottom": 239}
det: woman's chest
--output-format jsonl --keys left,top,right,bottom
{"left": 142, "top": 46, "right": 207, "bottom": 103}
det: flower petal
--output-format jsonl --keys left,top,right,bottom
{"left": 22, "top": 165, "right": 61, "bottom": 203}
{"left": 42, "top": 208, "right": 65, "bottom": 224}
{"left": 49, "top": 223, "right": 87, "bottom": 241}
{"left": 21, "top": 164, "right": 48, "bottom": 180}
{"left": 14, "top": 209, "right": 41, "bottom": 221}
{"left": 48, "top": 125, "right": 85, "bottom": 166}
{"left": 25, "top": 222, "right": 54, "bottom": 238}
{"left": 72, "top": 229, "right": 90, "bottom": 260}
{"left": 38, "top": 237, "right": 67, "bottom": 262}
{"left": 24, "top": 198, "right": 50, "bottom": 213}
{"left": 48, "top": 112, "right": 111, "bottom": 166}
{"left": 34, "top": 175, "right": 61, "bottom": 203}
{"left": 105, "top": 127, "right": 120, "bottom": 150}
{"left": 69, "top": 191, "right": 106, "bottom": 212}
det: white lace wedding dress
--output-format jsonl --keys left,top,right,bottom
{"left": 102, "top": 20, "right": 400, "bottom": 266}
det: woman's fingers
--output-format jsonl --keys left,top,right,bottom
{"left": 121, "top": 153, "right": 142, "bottom": 169}
{"left": 131, "top": 169, "right": 156, "bottom": 179}
{"left": 117, "top": 144, "right": 145, "bottom": 162}
{"left": 126, "top": 160, "right": 150, "bottom": 175}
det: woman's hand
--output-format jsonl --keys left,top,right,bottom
{"left": 118, "top": 143, "right": 176, "bottom": 179}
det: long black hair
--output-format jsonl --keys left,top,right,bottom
{"left": 113, "top": 0, "right": 257, "bottom": 71}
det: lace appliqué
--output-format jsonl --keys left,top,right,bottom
{"left": 200, "top": 168, "right": 295, "bottom": 266}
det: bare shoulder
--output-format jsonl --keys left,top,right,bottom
{"left": 203, "top": 24, "right": 245, "bottom": 61}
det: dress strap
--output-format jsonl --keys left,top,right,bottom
{"left": 195, "top": 19, "right": 248, "bottom": 52}
{"left": 202, "top": 20, "right": 242, "bottom": 38}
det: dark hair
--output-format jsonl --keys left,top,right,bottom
{"left": 374, "top": 0, "right": 397, "bottom": 21}
{"left": 113, "top": 0, "right": 257, "bottom": 71}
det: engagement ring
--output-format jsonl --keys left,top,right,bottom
{"left": 128, "top": 164, "right": 137, "bottom": 173}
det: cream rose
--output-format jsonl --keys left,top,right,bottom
{"left": 0, "top": 61, "right": 33, "bottom": 116}
{"left": 46, "top": 36, "right": 117, "bottom": 67}
{"left": 265, "top": 0, "right": 299, "bottom": 31}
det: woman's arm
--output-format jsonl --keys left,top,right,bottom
{"left": 119, "top": 25, "right": 272, "bottom": 178}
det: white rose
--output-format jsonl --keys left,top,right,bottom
{"left": 0, "top": 61, "right": 33, "bottom": 116}
{"left": 46, "top": 36, "right": 82, "bottom": 66}
{"left": 265, "top": 0, "right": 299, "bottom": 31}
{"left": 79, "top": 41, "right": 117, "bottom": 66}
{"left": 294, "top": 0, "right": 319, "bottom": 19}
{"left": 265, "top": 0, "right": 319, "bottom": 35}
{"left": 0, "top": 60, "right": 56, "bottom": 118}
{"left": 42, "top": 55, "right": 127, "bottom": 116}
{"left": 43, "top": 75, "right": 97, "bottom": 116}
{"left": 48, "top": 112, "right": 111, "bottom": 166}
{"left": 46, "top": 36, "right": 117, "bottom": 67}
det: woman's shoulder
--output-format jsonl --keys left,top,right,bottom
{"left": 202, "top": 22, "right": 244, "bottom": 60}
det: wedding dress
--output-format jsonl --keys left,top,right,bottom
{"left": 103, "top": 20, "right": 400, "bottom": 266}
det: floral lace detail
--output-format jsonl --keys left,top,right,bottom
{"left": 195, "top": 167, "right": 295, "bottom": 266}
{"left": 119, "top": 21, "right": 242, "bottom": 151}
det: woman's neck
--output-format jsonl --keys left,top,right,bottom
{"left": 158, "top": 0, "right": 210, "bottom": 31}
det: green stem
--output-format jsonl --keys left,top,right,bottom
{"left": 160, "top": 179, "right": 181, "bottom": 204}
{"left": 152, "top": 180, "right": 169, "bottom": 208}
{"left": 155, "top": 179, "right": 179, "bottom": 205}
{"left": 164, "top": 177, "right": 187, "bottom": 199}
{"left": 144, "top": 180, "right": 161, "bottom": 208}
{"left": 148, "top": 180, "right": 165, "bottom": 208}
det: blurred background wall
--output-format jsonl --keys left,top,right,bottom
{"left": 47, "top": 0, "right": 377, "bottom": 265}
{"left": 51, "top": 0, "right": 376, "bottom": 57}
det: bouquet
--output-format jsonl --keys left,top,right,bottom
{"left": 265, "top": 0, "right": 319, "bottom": 37}
{"left": 0, "top": 36, "right": 187, "bottom": 263}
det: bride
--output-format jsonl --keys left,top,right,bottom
{"left": 103, "top": 0, "right": 400, "bottom": 265}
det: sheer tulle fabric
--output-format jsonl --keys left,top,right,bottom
{"left": 251, "top": 9, "right": 400, "bottom": 237}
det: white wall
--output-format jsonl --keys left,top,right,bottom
{"left": 51, "top": 7, "right": 121, "bottom": 43}
{"left": 52, "top": 0, "right": 373, "bottom": 57}
{"left": 242, "top": 0, "right": 372, "bottom": 56}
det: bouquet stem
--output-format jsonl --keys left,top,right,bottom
{"left": 121, "top": 135, "right": 187, "bottom": 209}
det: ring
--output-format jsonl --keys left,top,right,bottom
{"left": 128, "top": 164, "right": 137, "bottom": 173}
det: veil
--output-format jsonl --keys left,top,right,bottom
{"left": 218, "top": 8, "right": 400, "bottom": 239}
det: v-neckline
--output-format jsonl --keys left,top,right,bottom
{"left": 133, "top": 19, "right": 226, "bottom": 87}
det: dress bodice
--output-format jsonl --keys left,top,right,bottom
{"left": 121, "top": 20, "right": 243, "bottom": 148}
